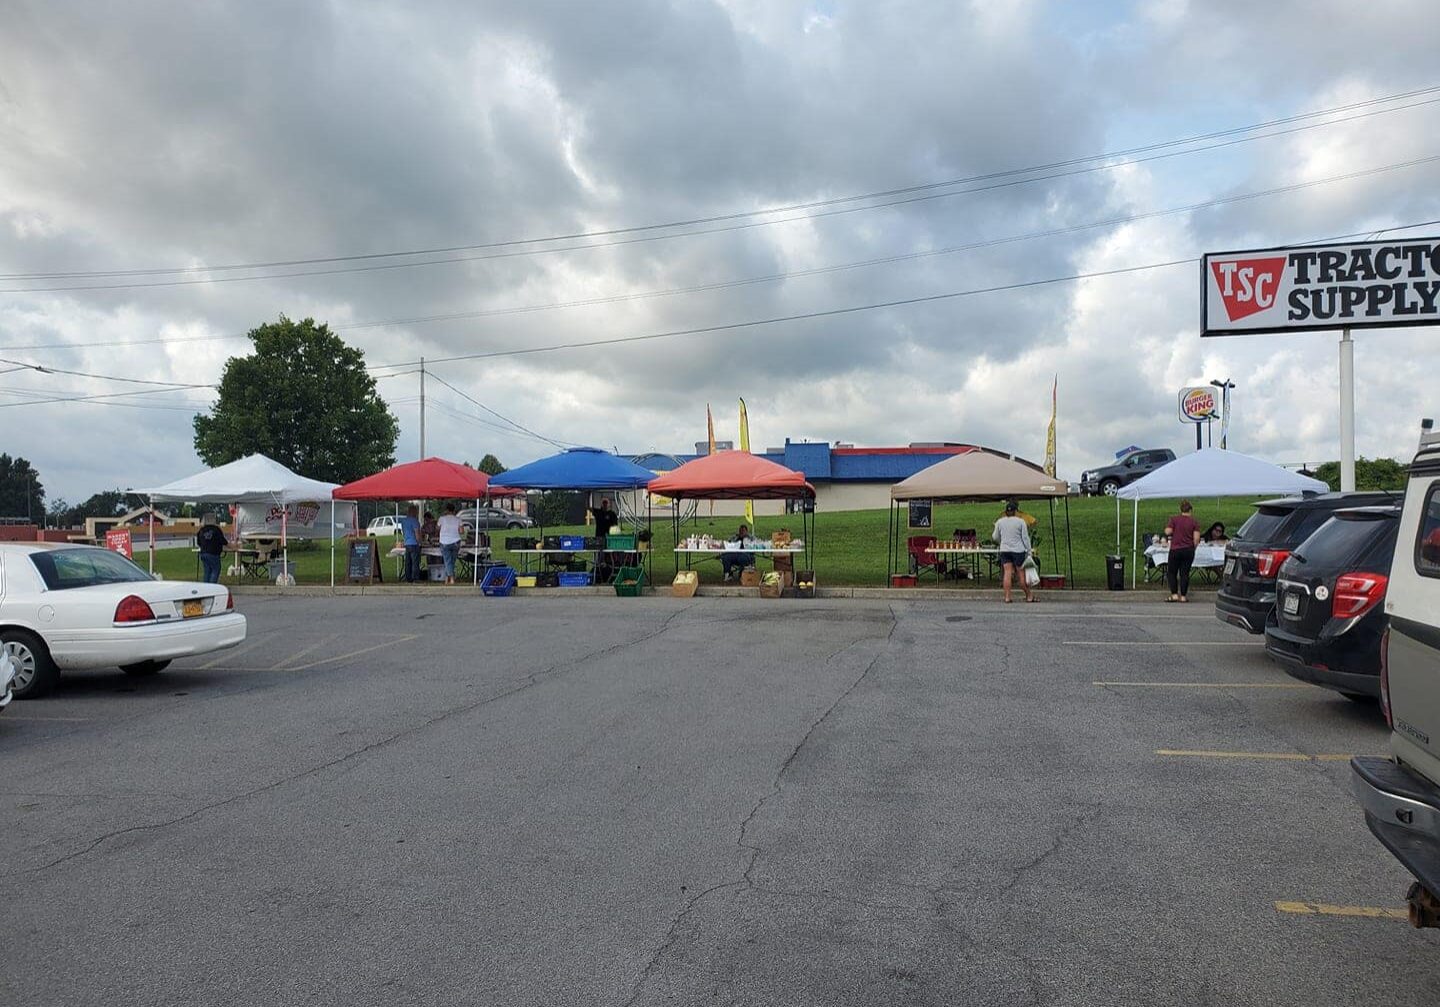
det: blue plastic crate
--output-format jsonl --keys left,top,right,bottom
{"left": 480, "top": 566, "right": 517, "bottom": 597}
{"left": 559, "top": 535, "right": 586, "bottom": 551}
{"left": 557, "top": 571, "right": 593, "bottom": 587}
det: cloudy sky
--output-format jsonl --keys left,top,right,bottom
{"left": 3, "top": 0, "right": 1439, "bottom": 504}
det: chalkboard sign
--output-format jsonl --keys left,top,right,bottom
{"left": 346, "top": 537, "right": 382, "bottom": 583}
{"left": 908, "top": 499, "right": 933, "bottom": 529}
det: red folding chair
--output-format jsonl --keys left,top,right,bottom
{"left": 907, "top": 535, "right": 946, "bottom": 580}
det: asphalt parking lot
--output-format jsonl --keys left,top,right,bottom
{"left": 3, "top": 594, "right": 1437, "bottom": 1006}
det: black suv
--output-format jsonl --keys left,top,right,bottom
{"left": 1215, "top": 492, "right": 1397, "bottom": 633}
{"left": 1263, "top": 505, "right": 1402, "bottom": 699}
{"left": 1080, "top": 449, "right": 1175, "bottom": 496}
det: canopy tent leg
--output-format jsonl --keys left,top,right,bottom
{"left": 474, "top": 496, "right": 481, "bottom": 586}
{"left": 1115, "top": 493, "right": 1120, "bottom": 552}
{"left": 1131, "top": 498, "right": 1139, "bottom": 589}
{"left": 887, "top": 501, "right": 894, "bottom": 583}
{"left": 1048, "top": 499, "right": 1059, "bottom": 571}
{"left": 281, "top": 506, "right": 289, "bottom": 586}
{"left": 1064, "top": 495, "right": 1076, "bottom": 588}
{"left": 329, "top": 500, "right": 335, "bottom": 590}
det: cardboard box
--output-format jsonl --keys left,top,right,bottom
{"left": 672, "top": 571, "right": 699, "bottom": 598}
{"left": 740, "top": 568, "right": 761, "bottom": 587}
{"left": 759, "top": 581, "right": 783, "bottom": 599}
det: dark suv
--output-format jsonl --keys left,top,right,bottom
{"left": 1264, "top": 505, "right": 1401, "bottom": 699}
{"left": 1080, "top": 449, "right": 1175, "bottom": 496}
{"left": 1215, "top": 492, "right": 1397, "bottom": 633}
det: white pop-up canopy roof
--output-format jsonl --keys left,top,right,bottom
{"left": 1115, "top": 448, "right": 1327, "bottom": 586}
{"left": 1116, "top": 448, "right": 1327, "bottom": 500}
{"left": 142, "top": 453, "right": 339, "bottom": 503}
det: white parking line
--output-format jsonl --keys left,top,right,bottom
{"left": 1066, "top": 641, "right": 1263, "bottom": 646}
{"left": 1095, "top": 681, "right": 1310, "bottom": 689}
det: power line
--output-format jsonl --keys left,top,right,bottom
{"left": 6, "top": 94, "right": 1440, "bottom": 295}
{"left": 364, "top": 216, "right": 1440, "bottom": 370}
{"left": 426, "top": 372, "right": 570, "bottom": 448}
{"left": 0, "top": 384, "right": 214, "bottom": 408}
{"left": 0, "top": 356, "right": 213, "bottom": 388}
{"left": 5, "top": 83, "right": 1439, "bottom": 282}
{"left": 6, "top": 153, "right": 1438, "bottom": 357}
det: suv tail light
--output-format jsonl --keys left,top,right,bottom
{"left": 1255, "top": 549, "right": 1290, "bottom": 577}
{"left": 1379, "top": 626, "right": 1392, "bottom": 727}
{"left": 1331, "top": 572, "right": 1389, "bottom": 620}
{"left": 114, "top": 595, "right": 156, "bottom": 624}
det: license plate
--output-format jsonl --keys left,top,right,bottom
{"left": 1224, "top": 558, "right": 1236, "bottom": 577}
{"left": 182, "top": 599, "right": 204, "bottom": 618}
{"left": 1283, "top": 592, "right": 1300, "bottom": 616}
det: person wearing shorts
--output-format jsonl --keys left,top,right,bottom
{"left": 993, "top": 501, "right": 1034, "bottom": 603}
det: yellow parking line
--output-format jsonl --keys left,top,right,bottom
{"left": 1157, "top": 749, "right": 1353, "bottom": 761}
{"left": 1096, "top": 681, "right": 1310, "bottom": 689}
{"left": 287, "top": 634, "right": 419, "bottom": 671}
{"left": 271, "top": 634, "right": 340, "bottom": 670}
{"left": 1275, "top": 901, "right": 1408, "bottom": 919}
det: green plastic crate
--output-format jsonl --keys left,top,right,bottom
{"left": 606, "top": 533, "right": 637, "bottom": 550}
{"left": 613, "top": 565, "right": 645, "bottom": 597}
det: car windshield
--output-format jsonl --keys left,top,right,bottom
{"left": 1292, "top": 514, "right": 1396, "bottom": 570}
{"left": 29, "top": 547, "right": 153, "bottom": 590}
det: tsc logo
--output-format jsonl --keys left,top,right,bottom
{"left": 1210, "top": 257, "right": 1287, "bottom": 321}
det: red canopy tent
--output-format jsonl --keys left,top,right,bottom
{"left": 332, "top": 457, "right": 518, "bottom": 501}
{"left": 331, "top": 457, "right": 519, "bottom": 586}
{"left": 647, "top": 451, "right": 816, "bottom": 578}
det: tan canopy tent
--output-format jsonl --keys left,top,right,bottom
{"left": 887, "top": 450, "right": 1075, "bottom": 586}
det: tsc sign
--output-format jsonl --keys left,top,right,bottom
{"left": 1178, "top": 387, "right": 1219, "bottom": 423}
{"left": 1202, "top": 238, "right": 1440, "bottom": 336}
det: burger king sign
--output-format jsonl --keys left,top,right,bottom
{"left": 1179, "top": 386, "right": 1219, "bottom": 424}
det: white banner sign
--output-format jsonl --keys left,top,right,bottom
{"left": 234, "top": 501, "right": 355, "bottom": 539}
{"left": 1202, "top": 238, "right": 1440, "bottom": 336}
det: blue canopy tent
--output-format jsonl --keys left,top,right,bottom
{"left": 490, "top": 447, "right": 658, "bottom": 586}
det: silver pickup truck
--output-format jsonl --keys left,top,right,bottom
{"left": 1352, "top": 420, "right": 1440, "bottom": 928}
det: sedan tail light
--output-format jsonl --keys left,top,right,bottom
{"left": 1380, "top": 626, "right": 1393, "bottom": 727}
{"left": 226, "top": 592, "right": 234, "bottom": 611}
{"left": 114, "top": 595, "right": 156, "bottom": 624}
{"left": 1331, "top": 572, "right": 1389, "bottom": 620}
{"left": 1255, "top": 549, "right": 1290, "bottom": 578}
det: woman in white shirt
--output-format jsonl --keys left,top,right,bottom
{"left": 437, "top": 503, "right": 465, "bottom": 585}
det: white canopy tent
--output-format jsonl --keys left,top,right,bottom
{"left": 138, "top": 454, "right": 353, "bottom": 585}
{"left": 1115, "top": 448, "right": 1328, "bottom": 586}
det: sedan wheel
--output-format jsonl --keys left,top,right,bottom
{"left": 2, "top": 630, "right": 60, "bottom": 699}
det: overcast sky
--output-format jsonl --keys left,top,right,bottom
{"left": 3, "top": 0, "right": 1439, "bottom": 504}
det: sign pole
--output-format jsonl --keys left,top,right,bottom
{"left": 1339, "top": 328, "right": 1355, "bottom": 492}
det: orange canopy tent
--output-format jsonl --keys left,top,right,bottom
{"left": 647, "top": 451, "right": 815, "bottom": 501}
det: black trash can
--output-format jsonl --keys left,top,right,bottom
{"left": 1105, "top": 555, "right": 1125, "bottom": 591}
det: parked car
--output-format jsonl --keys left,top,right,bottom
{"left": 1263, "top": 505, "right": 1401, "bottom": 699}
{"left": 0, "top": 647, "right": 15, "bottom": 712}
{"left": 366, "top": 514, "right": 403, "bottom": 536}
{"left": 1351, "top": 421, "right": 1440, "bottom": 928}
{"left": 1216, "top": 492, "right": 1398, "bottom": 633}
{"left": 0, "top": 543, "right": 247, "bottom": 699}
{"left": 1081, "top": 448, "right": 1175, "bottom": 496}
{"left": 457, "top": 506, "right": 535, "bottom": 529}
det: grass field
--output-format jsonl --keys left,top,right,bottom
{"left": 146, "top": 495, "right": 1262, "bottom": 590}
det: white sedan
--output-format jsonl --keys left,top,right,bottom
{"left": 0, "top": 543, "right": 247, "bottom": 699}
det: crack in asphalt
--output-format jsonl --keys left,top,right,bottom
{"left": 994, "top": 801, "right": 1104, "bottom": 897}
{"left": 620, "top": 604, "right": 899, "bottom": 1007}
{"left": 27, "top": 604, "right": 698, "bottom": 875}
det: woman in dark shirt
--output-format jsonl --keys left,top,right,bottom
{"left": 1164, "top": 500, "right": 1201, "bottom": 602}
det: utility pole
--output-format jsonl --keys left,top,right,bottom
{"left": 1339, "top": 329, "right": 1355, "bottom": 491}
{"left": 419, "top": 356, "right": 426, "bottom": 460}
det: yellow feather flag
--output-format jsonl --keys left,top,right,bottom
{"left": 706, "top": 404, "right": 716, "bottom": 455}
{"left": 739, "top": 398, "right": 753, "bottom": 525}
{"left": 1043, "top": 376, "right": 1058, "bottom": 478}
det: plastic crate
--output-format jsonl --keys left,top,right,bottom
{"left": 613, "top": 566, "right": 645, "bottom": 597}
{"left": 515, "top": 575, "right": 537, "bottom": 589}
{"left": 558, "top": 571, "right": 593, "bottom": 587}
{"left": 583, "top": 536, "right": 601, "bottom": 549}
{"left": 559, "top": 535, "right": 585, "bottom": 551}
{"left": 890, "top": 574, "right": 917, "bottom": 588}
{"left": 536, "top": 571, "right": 559, "bottom": 588}
{"left": 1039, "top": 574, "right": 1066, "bottom": 590}
{"left": 543, "top": 535, "right": 562, "bottom": 550}
{"left": 480, "top": 566, "right": 517, "bottom": 597}
{"left": 795, "top": 570, "right": 816, "bottom": 598}
{"left": 606, "top": 533, "right": 636, "bottom": 551}
{"left": 506, "top": 536, "right": 535, "bottom": 551}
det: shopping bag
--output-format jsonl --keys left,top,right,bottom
{"left": 1022, "top": 555, "right": 1040, "bottom": 587}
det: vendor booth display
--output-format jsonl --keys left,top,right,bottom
{"left": 333, "top": 457, "right": 519, "bottom": 585}
{"left": 647, "top": 451, "right": 816, "bottom": 591}
{"left": 139, "top": 453, "right": 353, "bottom": 585}
{"left": 1116, "top": 448, "right": 1327, "bottom": 587}
{"left": 887, "top": 450, "right": 1074, "bottom": 587}
{"left": 490, "top": 447, "right": 658, "bottom": 589}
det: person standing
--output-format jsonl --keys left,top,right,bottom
{"left": 993, "top": 501, "right": 1035, "bottom": 603}
{"left": 196, "top": 512, "right": 227, "bottom": 584}
{"left": 590, "top": 496, "right": 619, "bottom": 546}
{"left": 1165, "top": 500, "right": 1201, "bottom": 602}
{"left": 437, "top": 503, "right": 464, "bottom": 585}
{"left": 398, "top": 505, "right": 422, "bottom": 583}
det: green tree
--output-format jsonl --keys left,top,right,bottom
{"left": 0, "top": 454, "right": 45, "bottom": 520}
{"left": 194, "top": 317, "right": 398, "bottom": 483}
{"left": 1312, "top": 457, "right": 1408, "bottom": 492}
{"left": 63, "top": 490, "right": 128, "bottom": 527}
{"left": 476, "top": 454, "right": 507, "bottom": 476}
